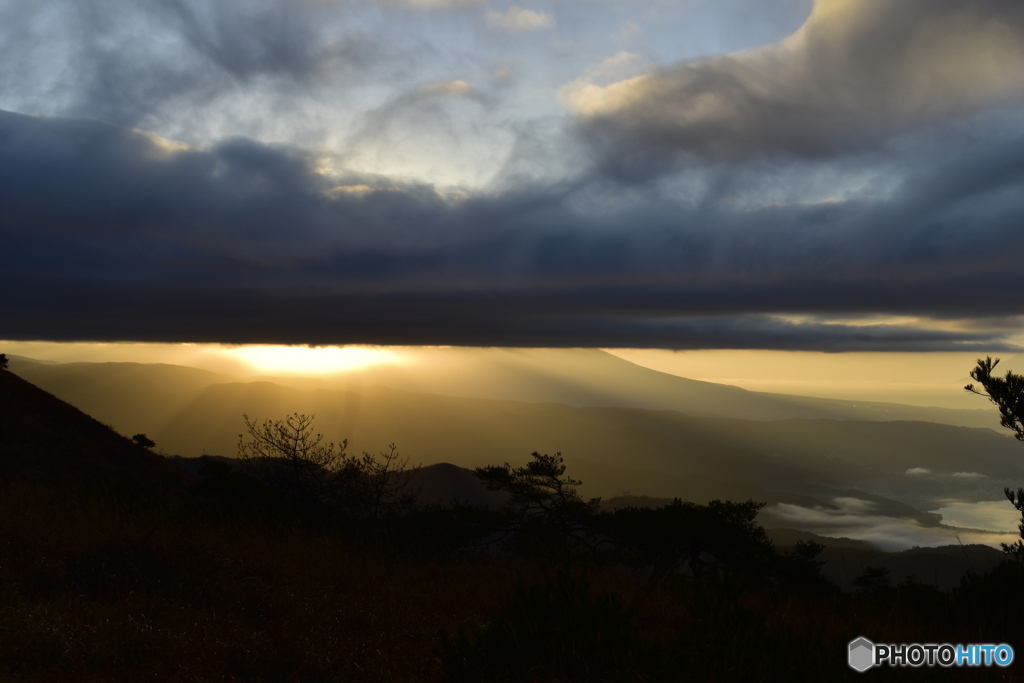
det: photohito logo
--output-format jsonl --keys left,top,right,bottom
{"left": 849, "top": 637, "right": 1014, "bottom": 671}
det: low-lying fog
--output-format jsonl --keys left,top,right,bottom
{"left": 764, "top": 498, "right": 1020, "bottom": 552}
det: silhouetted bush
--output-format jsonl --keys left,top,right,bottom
{"left": 191, "top": 458, "right": 295, "bottom": 524}
{"left": 236, "top": 413, "right": 420, "bottom": 526}
{"left": 681, "top": 569, "right": 839, "bottom": 681}
{"left": 852, "top": 565, "right": 893, "bottom": 596}
{"left": 438, "top": 567, "right": 673, "bottom": 682}
{"left": 65, "top": 535, "right": 169, "bottom": 600}
{"left": 237, "top": 412, "right": 354, "bottom": 522}
{"left": 130, "top": 433, "right": 155, "bottom": 449}
{"left": 1000, "top": 487, "right": 1024, "bottom": 559}
{"left": 893, "top": 574, "right": 947, "bottom": 619}
{"left": 603, "top": 499, "right": 776, "bottom": 581}
{"left": 772, "top": 539, "right": 835, "bottom": 594}
{"left": 390, "top": 502, "right": 508, "bottom": 556}
{"left": 954, "top": 560, "right": 1024, "bottom": 636}
{"left": 475, "top": 452, "right": 600, "bottom": 554}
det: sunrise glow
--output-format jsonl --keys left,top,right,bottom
{"left": 227, "top": 345, "right": 402, "bottom": 375}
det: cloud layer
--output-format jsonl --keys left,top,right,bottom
{"left": 3, "top": 105, "right": 1024, "bottom": 348}
{"left": 1, "top": 0, "right": 1024, "bottom": 349}
{"left": 571, "top": 0, "right": 1024, "bottom": 163}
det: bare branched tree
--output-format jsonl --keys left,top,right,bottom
{"left": 237, "top": 413, "right": 353, "bottom": 518}
{"left": 361, "top": 443, "right": 421, "bottom": 521}
{"left": 237, "top": 413, "right": 419, "bottom": 524}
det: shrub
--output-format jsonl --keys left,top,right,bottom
{"left": 474, "top": 451, "right": 600, "bottom": 553}
{"left": 236, "top": 413, "right": 419, "bottom": 526}
{"left": 437, "top": 567, "right": 672, "bottom": 681}
{"left": 605, "top": 499, "right": 775, "bottom": 581}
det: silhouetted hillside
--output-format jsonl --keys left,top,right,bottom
{"left": 167, "top": 456, "right": 507, "bottom": 510}
{"left": 0, "top": 368, "right": 192, "bottom": 496}
{"left": 767, "top": 528, "right": 1006, "bottom": 589}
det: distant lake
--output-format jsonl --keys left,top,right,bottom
{"left": 769, "top": 498, "right": 1021, "bottom": 551}
{"left": 930, "top": 499, "right": 1021, "bottom": 533}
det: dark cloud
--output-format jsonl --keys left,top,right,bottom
{"left": 2, "top": 109, "right": 1024, "bottom": 350}
{"left": 571, "top": 0, "right": 1024, "bottom": 167}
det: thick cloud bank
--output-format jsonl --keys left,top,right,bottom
{"left": 1, "top": 0, "right": 1024, "bottom": 348}
{"left": 2, "top": 108, "right": 1024, "bottom": 348}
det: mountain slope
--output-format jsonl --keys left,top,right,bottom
{"left": 277, "top": 348, "right": 1000, "bottom": 428}
{"left": 0, "top": 368, "right": 193, "bottom": 495}
{"left": 5, "top": 361, "right": 1019, "bottom": 550}
{"left": 6, "top": 355, "right": 1019, "bottom": 511}
{"left": 138, "top": 378, "right": 1024, "bottom": 511}
{"left": 9, "top": 350, "right": 997, "bottom": 430}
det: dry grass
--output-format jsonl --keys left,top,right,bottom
{"left": 1, "top": 482, "right": 1022, "bottom": 682}
{"left": 0, "top": 484, "right": 530, "bottom": 681}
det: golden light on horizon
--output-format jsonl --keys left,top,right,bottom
{"left": 226, "top": 345, "right": 403, "bottom": 375}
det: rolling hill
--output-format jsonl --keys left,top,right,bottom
{"left": 9, "top": 349, "right": 998, "bottom": 429}
{"left": 4, "top": 354, "right": 1023, "bottom": 551}
{"left": 7, "top": 354, "right": 1024, "bottom": 522}
{"left": 0, "top": 367, "right": 193, "bottom": 495}
{"left": 8, "top": 350, "right": 1024, "bottom": 550}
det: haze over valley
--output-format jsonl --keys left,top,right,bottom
{"left": 7, "top": 345, "right": 1022, "bottom": 552}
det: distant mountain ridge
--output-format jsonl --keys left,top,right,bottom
{"left": 7, "top": 354, "right": 1021, "bottom": 511}
{"left": 9, "top": 349, "right": 997, "bottom": 429}
{"left": 266, "top": 348, "right": 999, "bottom": 428}
{"left": 3, "top": 359, "right": 1020, "bottom": 551}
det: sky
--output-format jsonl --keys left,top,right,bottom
{"left": 3, "top": 0, "right": 1024, "bottom": 352}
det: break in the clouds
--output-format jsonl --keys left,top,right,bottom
{"left": 1, "top": 0, "right": 1024, "bottom": 350}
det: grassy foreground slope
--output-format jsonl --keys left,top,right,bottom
{"left": 2, "top": 367, "right": 1024, "bottom": 680}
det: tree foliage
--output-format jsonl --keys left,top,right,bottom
{"left": 131, "top": 433, "right": 156, "bottom": 449}
{"left": 237, "top": 412, "right": 357, "bottom": 519}
{"left": 1001, "top": 488, "right": 1024, "bottom": 559}
{"left": 236, "top": 413, "right": 419, "bottom": 523}
{"left": 965, "top": 356, "right": 1024, "bottom": 440}
{"left": 967, "top": 357, "right": 1024, "bottom": 558}
{"left": 474, "top": 451, "right": 600, "bottom": 545}
{"left": 359, "top": 443, "right": 421, "bottom": 520}
{"left": 0, "top": 353, "right": 8, "bottom": 370}
{"left": 437, "top": 568, "right": 663, "bottom": 682}
{"left": 605, "top": 498, "right": 775, "bottom": 580}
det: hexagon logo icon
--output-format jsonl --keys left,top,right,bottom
{"left": 849, "top": 637, "right": 875, "bottom": 672}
